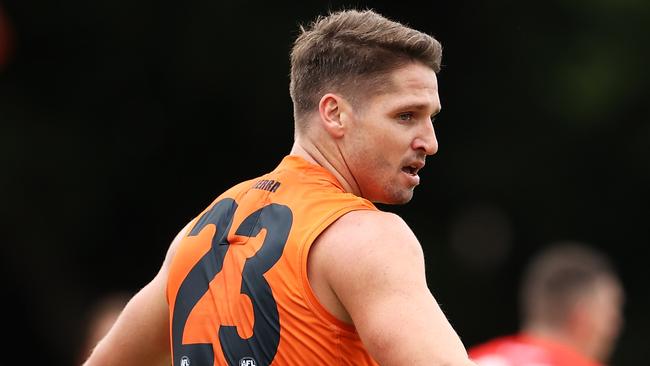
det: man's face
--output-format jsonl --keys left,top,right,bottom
{"left": 341, "top": 62, "right": 440, "bottom": 204}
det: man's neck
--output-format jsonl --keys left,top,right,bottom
{"left": 289, "top": 139, "right": 361, "bottom": 197}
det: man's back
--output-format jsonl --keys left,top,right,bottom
{"left": 167, "top": 155, "right": 378, "bottom": 365}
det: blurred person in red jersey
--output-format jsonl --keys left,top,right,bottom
{"left": 0, "top": 1, "right": 15, "bottom": 70}
{"left": 469, "top": 242, "right": 625, "bottom": 366}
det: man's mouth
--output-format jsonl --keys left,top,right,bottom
{"left": 402, "top": 160, "right": 425, "bottom": 176}
{"left": 402, "top": 166, "right": 418, "bottom": 175}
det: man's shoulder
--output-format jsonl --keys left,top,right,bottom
{"left": 329, "top": 209, "right": 414, "bottom": 239}
{"left": 315, "top": 209, "right": 423, "bottom": 264}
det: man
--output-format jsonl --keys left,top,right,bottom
{"left": 84, "top": 9, "right": 476, "bottom": 366}
{"left": 469, "top": 242, "right": 625, "bottom": 366}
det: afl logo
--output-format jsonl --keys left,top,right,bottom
{"left": 239, "top": 357, "right": 257, "bottom": 366}
{"left": 180, "top": 356, "right": 190, "bottom": 366}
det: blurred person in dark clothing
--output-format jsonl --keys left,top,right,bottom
{"left": 76, "top": 292, "right": 131, "bottom": 365}
{"left": 469, "top": 242, "right": 624, "bottom": 366}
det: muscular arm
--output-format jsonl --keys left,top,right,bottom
{"left": 313, "top": 210, "right": 476, "bottom": 366}
{"left": 83, "top": 223, "right": 190, "bottom": 366}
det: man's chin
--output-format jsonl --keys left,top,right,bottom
{"left": 374, "top": 190, "right": 414, "bottom": 205}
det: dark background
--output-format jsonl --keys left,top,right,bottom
{"left": 1, "top": 0, "right": 648, "bottom": 365}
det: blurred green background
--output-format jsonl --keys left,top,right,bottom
{"left": 1, "top": 0, "right": 648, "bottom": 364}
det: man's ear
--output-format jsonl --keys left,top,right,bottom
{"left": 318, "top": 93, "right": 351, "bottom": 138}
{"left": 566, "top": 298, "right": 593, "bottom": 338}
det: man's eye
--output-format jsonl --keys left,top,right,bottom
{"left": 398, "top": 113, "right": 413, "bottom": 121}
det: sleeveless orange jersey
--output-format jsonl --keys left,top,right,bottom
{"left": 167, "top": 156, "right": 379, "bottom": 366}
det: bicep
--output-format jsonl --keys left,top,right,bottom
{"left": 324, "top": 211, "right": 471, "bottom": 366}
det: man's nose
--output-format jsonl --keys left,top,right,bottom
{"left": 413, "top": 120, "right": 438, "bottom": 155}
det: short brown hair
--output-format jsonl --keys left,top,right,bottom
{"left": 519, "top": 242, "right": 618, "bottom": 326}
{"left": 289, "top": 9, "right": 442, "bottom": 129}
